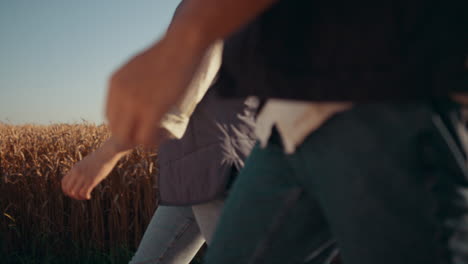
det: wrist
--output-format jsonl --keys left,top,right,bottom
{"left": 105, "top": 137, "right": 133, "bottom": 158}
{"left": 164, "top": 13, "right": 215, "bottom": 54}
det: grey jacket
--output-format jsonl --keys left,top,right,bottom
{"left": 157, "top": 88, "right": 258, "bottom": 206}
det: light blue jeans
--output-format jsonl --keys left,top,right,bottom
{"left": 128, "top": 195, "right": 336, "bottom": 264}
{"left": 129, "top": 199, "right": 225, "bottom": 264}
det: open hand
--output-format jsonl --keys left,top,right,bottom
{"left": 61, "top": 138, "right": 130, "bottom": 200}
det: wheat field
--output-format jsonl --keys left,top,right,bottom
{"left": 0, "top": 123, "right": 158, "bottom": 263}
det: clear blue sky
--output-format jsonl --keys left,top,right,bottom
{"left": 0, "top": 0, "right": 180, "bottom": 124}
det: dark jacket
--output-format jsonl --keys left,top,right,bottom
{"left": 157, "top": 88, "right": 258, "bottom": 206}
{"left": 216, "top": 0, "right": 468, "bottom": 101}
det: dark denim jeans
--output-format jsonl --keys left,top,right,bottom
{"left": 204, "top": 102, "right": 468, "bottom": 264}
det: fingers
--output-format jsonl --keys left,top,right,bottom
{"left": 75, "top": 180, "right": 91, "bottom": 201}
{"left": 61, "top": 170, "right": 80, "bottom": 199}
{"left": 84, "top": 178, "right": 102, "bottom": 200}
{"left": 76, "top": 175, "right": 103, "bottom": 200}
{"left": 62, "top": 167, "right": 95, "bottom": 201}
{"left": 62, "top": 169, "right": 83, "bottom": 200}
{"left": 105, "top": 39, "right": 197, "bottom": 148}
{"left": 108, "top": 97, "right": 163, "bottom": 147}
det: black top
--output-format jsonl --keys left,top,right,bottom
{"left": 216, "top": 0, "right": 468, "bottom": 101}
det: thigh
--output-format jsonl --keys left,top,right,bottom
{"left": 192, "top": 199, "right": 225, "bottom": 245}
{"left": 295, "top": 103, "right": 467, "bottom": 264}
{"left": 130, "top": 206, "right": 205, "bottom": 264}
{"left": 204, "top": 142, "right": 336, "bottom": 264}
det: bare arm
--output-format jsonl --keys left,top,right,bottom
{"left": 106, "top": 0, "right": 278, "bottom": 147}
{"left": 62, "top": 126, "right": 172, "bottom": 200}
{"left": 61, "top": 136, "right": 133, "bottom": 200}
{"left": 167, "top": 0, "right": 278, "bottom": 46}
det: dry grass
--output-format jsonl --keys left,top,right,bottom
{"left": 0, "top": 123, "right": 158, "bottom": 261}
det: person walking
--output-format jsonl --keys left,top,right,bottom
{"left": 101, "top": 0, "right": 468, "bottom": 263}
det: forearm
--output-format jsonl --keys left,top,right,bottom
{"left": 166, "top": 0, "right": 278, "bottom": 48}
{"left": 102, "top": 137, "right": 134, "bottom": 162}
{"left": 105, "top": 0, "right": 278, "bottom": 147}
{"left": 160, "top": 38, "right": 223, "bottom": 139}
{"left": 144, "top": 0, "right": 278, "bottom": 124}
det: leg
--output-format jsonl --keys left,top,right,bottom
{"left": 129, "top": 206, "right": 205, "bottom": 264}
{"left": 293, "top": 103, "right": 468, "bottom": 264}
{"left": 204, "top": 140, "right": 337, "bottom": 264}
{"left": 192, "top": 199, "right": 225, "bottom": 244}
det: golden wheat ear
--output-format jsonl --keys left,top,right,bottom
{"left": 0, "top": 122, "right": 157, "bottom": 260}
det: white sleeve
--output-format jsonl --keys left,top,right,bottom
{"left": 160, "top": 40, "right": 223, "bottom": 139}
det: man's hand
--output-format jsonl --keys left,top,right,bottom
{"left": 105, "top": 0, "right": 277, "bottom": 147}
{"left": 106, "top": 33, "right": 208, "bottom": 147}
{"left": 61, "top": 137, "right": 132, "bottom": 200}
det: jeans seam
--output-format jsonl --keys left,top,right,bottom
{"left": 131, "top": 218, "right": 196, "bottom": 264}
{"left": 302, "top": 239, "right": 336, "bottom": 263}
{"left": 324, "top": 248, "right": 341, "bottom": 264}
{"left": 248, "top": 187, "right": 303, "bottom": 264}
{"left": 426, "top": 113, "right": 468, "bottom": 264}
